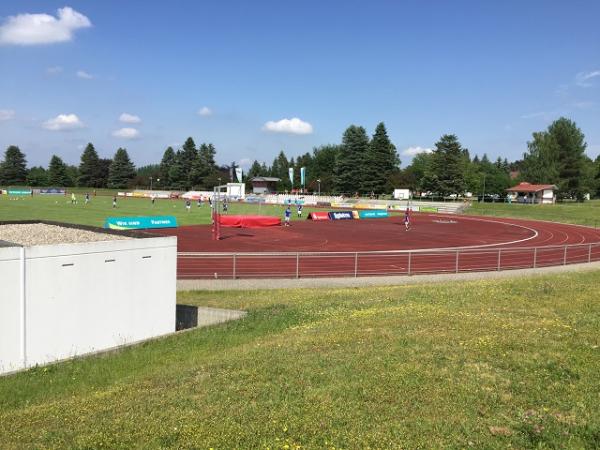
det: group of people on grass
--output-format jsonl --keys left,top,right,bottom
{"left": 66, "top": 192, "right": 412, "bottom": 230}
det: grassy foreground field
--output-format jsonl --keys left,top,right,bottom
{"left": 467, "top": 200, "right": 600, "bottom": 227}
{"left": 1, "top": 272, "right": 599, "bottom": 448}
{"left": 0, "top": 194, "right": 310, "bottom": 227}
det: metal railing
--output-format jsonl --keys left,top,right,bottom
{"left": 177, "top": 242, "right": 600, "bottom": 279}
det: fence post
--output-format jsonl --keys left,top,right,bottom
{"left": 455, "top": 250, "right": 459, "bottom": 273}
{"left": 408, "top": 252, "right": 412, "bottom": 276}
{"left": 497, "top": 249, "right": 502, "bottom": 271}
{"left": 354, "top": 252, "right": 358, "bottom": 278}
{"left": 563, "top": 246, "right": 567, "bottom": 265}
{"left": 20, "top": 247, "right": 27, "bottom": 368}
{"left": 533, "top": 247, "right": 537, "bottom": 269}
{"left": 589, "top": 243, "right": 592, "bottom": 263}
{"left": 296, "top": 252, "right": 300, "bottom": 279}
{"left": 232, "top": 253, "right": 236, "bottom": 279}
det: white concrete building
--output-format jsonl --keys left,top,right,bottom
{"left": 0, "top": 223, "right": 177, "bottom": 375}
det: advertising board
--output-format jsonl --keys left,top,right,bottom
{"left": 358, "top": 210, "right": 389, "bottom": 219}
{"left": 104, "top": 216, "right": 178, "bottom": 230}
{"left": 308, "top": 212, "right": 330, "bottom": 221}
{"left": 328, "top": 211, "right": 354, "bottom": 220}
{"left": 39, "top": 188, "right": 66, "bottom": 195}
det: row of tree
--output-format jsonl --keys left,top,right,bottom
{"left": 0, "top": 138, "right": 228, "bottom": 190}
{"left": 1, "top": 117, "right": 598, "bottom": 198}
{"left": 0, "top": 144, "right": 136, "bottom": 189}
{"left": 245, "top": 122, "right": 400, "bottom": 194}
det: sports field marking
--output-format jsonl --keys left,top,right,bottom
{"left": 321, "top": 215, "right": 542, "bottom": 254}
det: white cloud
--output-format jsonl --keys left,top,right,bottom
{"left": 76, "top": 70, "right": 93, "bottom": 79}
{"left": 112, "top": 127, "right": 140, "bottom": 139}
{"left": 0, "top": 109, "right": 16, "bottom": 121}
{"left": 575, "top": 70, "right": 600, "bottom": 87}
{"left": 238, "top": 158, "right": 252, "bottom": 169}
{"left": 46, "top": 66, "right": 63, "bottom": 75}
{"left": 262, "top": 117, "right": 313, "bottom": 135}
{"left": 0, "top": 7, "right": 91, "bottom": 46}
{"left": 43, "top": 113, "right": 84, "bottom": 131}
{"left": 197, "top": 106, "right": 212, "bottom": 117}
{"left": 119, "top": 113, "right": 141, "bottom": 124}
{"left": 402, "top": 146, "right": 432, "bottom": 156}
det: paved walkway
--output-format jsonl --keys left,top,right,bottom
{"left": 177, "top": 261, "right": 600, "bottom": 291}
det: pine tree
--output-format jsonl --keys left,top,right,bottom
{"left": 159, "top": 147, "right": 176, "bottom": 187}
{"left": 97, "top": 159, "right": 112, "bottom": 188}
{"left": 108, "top": 148, "right": 136, "bottom": 188}
{"left": 270, "top": 151, "right": 290, "bottom": 190}
{"left": 247, "top": 160, "right": 263, "bottom": 178}
{"left": 188, "top": 156, "right": 205, "bottom": 188}
{"left": 311, "top": 145, "right": 340, "bottom": 193}
{"left": 78, "top": 143, "right": 101, "bottom": 187}
{"left": 168, "top": 151, "right": 187, "bottom": 190}
{"left": 429, "top": 134, "right": 466, "bottom": 195}
{"left": 65, "top": 166, "right": 78, "bottom": 187}
{"left": 199, "top": 143, "right": 219, "bottom": 188}
{"left": 0, "top": 145, "right": 28, "bottom": 185}
{"left": 551, "top": 118, "right": 587, "bottom": 200}
{"left": 180, "top": 137, "right": 197, "bottom": 183}
{"left": 362, "top": 122, "right": 399, "bottom": 194}
{"left": 47, "top": 155, "right": 70, "bottom": 186}
{"left": 27, "top": 166, "right": 48, "bottom": 187}
{"left": 334, "top": 126, "right": 369, "bottom": 194}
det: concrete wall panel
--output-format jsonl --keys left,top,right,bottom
{"left": 0, "top": 248, "right": 23, "bottom": 374}
{"left": 1, "top": 236, "right": 176, "bottom": 375}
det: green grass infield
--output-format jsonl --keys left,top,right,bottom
{"left": 0, "top": 194, "right": 313, "bottom": 227}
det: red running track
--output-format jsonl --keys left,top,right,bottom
{"left": 151, "top": 213, "right": 600, "bottom": 279}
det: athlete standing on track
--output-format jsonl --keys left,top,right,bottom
{"left": 404, "top": 207, "right": 411, "bottom": 231}
{"left": 284, "top": 205, "right": 291, "bottom": 226}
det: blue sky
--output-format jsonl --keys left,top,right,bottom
{"left": 1, "top": 0, "right": 599, "bottom": 169}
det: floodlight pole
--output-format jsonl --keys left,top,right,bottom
{"left": 317, "top": 179, "right": 321, "bottom": 197}
{"left": 150, "top": 176, "right": 153, "bottom": 191}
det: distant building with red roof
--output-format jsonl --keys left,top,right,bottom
{"left": 506, "top": 182, "right": 557, "bottom": 204}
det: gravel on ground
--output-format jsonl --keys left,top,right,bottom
{"left": 0, "top": 223, "right": 130, "bottom": 247}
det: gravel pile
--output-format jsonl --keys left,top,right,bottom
{"left": 0, "top": 223, "right": 130, "bottom": 247}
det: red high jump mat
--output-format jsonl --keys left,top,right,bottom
{"left": 218, "top": 215, "right": 281, "bottom": 228}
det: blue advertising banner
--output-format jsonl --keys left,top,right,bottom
{"left": 40, "top": 188, "right": 66, "bottom": 195}
{"left": 103, "top": 215, "right": 177, "bottom": 230}
{"left": 8, "top": 189, "right": 32, "bottom": 195}
{"left": 244, "top": 195, "right": 266, "bottom": 203}
{"left": 358, "top": 210, "right": 389, "bottom": 219}
{"left": 328, "top": 211, "right": 354, "bottom": 220}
